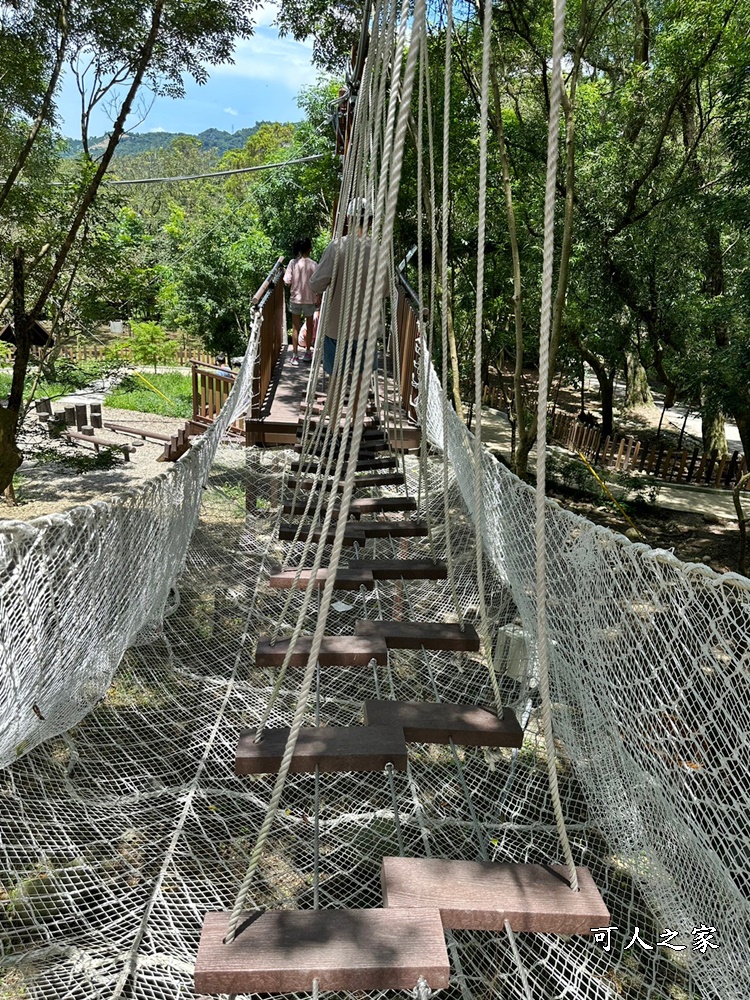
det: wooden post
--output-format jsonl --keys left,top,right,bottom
{"left": 714, "top": 454, "right": 728, "bottom": 488}
{"left": 705, "top": 449, "right": 718, "bottom": 483}
{"left": 75, "top": 403, "right": 88, "bottom": 429}
{"left": 614, "top": 438, "right": 627, "bottom": 471}
{"left": 64, "top": 406, "right": 76, "bottom": 426}
{"left": 685, "top": 447, "right": 699, "bottom": 484}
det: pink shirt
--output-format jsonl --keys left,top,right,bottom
{"left": 284, "top": 255, "right": 317, "bottom": 306}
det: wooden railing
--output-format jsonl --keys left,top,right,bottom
{"left": 551, "top": 412, "right": 748, "bottom": 491}
{"left": 251, "top": 256, "right": 286, "bottom": 419}
{"left": 395, "top": 272, "right": 420, "bottom": 421}
{"left": 190, "top": 362, "right": 244, "bottom": 435}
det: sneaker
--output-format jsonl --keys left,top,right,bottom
{"left": 290, "top": 354, "right": 299, "bottom": 367}
{"left": 303, "top": 351, "right": 313, "bottom": 362}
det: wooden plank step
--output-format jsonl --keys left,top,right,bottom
{"left": 352, "top": 559, "right": 447, "bottom": 580}
{"left": 356, "top": 620, "right": 480, "bottom": 650}
{"left": 294, "top": 442, "right": 381, "bottom": 456}
{"left": 268, "top": 567, "right": 375, "bottom": 590}
{"left": 256, "top": 635, "right": 389, "bottom": 668}
{"left": 381, "top": 858, "right": 610, "bottom": 934}
{"left": 286, "top": 472, "right": 405, "bottom": 490}
{"left": 195, "top": 908, "right": 450, "bottom": 994}
{"left": 290, "top": 456, "right": 398, "bottom": 473}
{"left": 283, "top": 497, "right": 417, "bottom": 518}
{"left": 359, "top": 520, "right": 429, "bottom": 538}
{"left": 236, "top": 725, "right": 408, "bottom": 774}
{"left": 364, "top": 700, "right": 523, "bottom": 747}
{"left": 278, "top": 523, "right": 367, "bottom": 546}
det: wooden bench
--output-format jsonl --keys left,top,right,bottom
{"left": 102, "top": 420, "right": 173, "bottom": 443}
{"left": 66, "top": 430, "right": 136, "bottom": 461}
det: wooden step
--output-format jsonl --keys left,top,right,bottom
{"left": 290, "top": 456, "right": 398, "bottom": 473}
{"left": 294, "top": 442, "right": 381, "bottom": 456}
{"left": 268, "top": 567, "right": 375, "bottom": 590}
{"left": 236, "top": 725, "right": 408, "bottom": 774}
{"left": 380, "top": 858, "right": 610, "bottom": 934}
{"left": 364, "top": 700, "right": 523, "bottom": 747}
{"left": 256, "top": 635, "right": 389, "bottom": 668}
{"left": 286, "top": 472, "right": 405, "bottom": 491}
{"left": 283, "top": 497, "right": 417, "bottom": 518}
{"left": 358, "top": 520, "right": 429, "bottom": 538}
{"left": 356, "top": 620, "right": 480, "bottom": 651}
{"left": 195, "top": 908, "right": 450, "bottom": 994}
{"left": 278, "top": 523, "right": 367, "bottom": 546}
{"left": 351, "top": 559, "right": 447, "bottom": 581}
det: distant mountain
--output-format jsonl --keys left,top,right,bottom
{"left": 62, "top": 124, "right": 277, "bottom": 158}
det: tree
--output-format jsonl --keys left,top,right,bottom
{"left": 129, "top": 320, "right": 176, "bottom": 370}
{"left": 0, "top": 0, "right": 259, "bottom": 494}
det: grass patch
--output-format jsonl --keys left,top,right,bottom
{"left": 1, "top": 360, "right": 114, "bottom": 405}
{"left": 104, "top": 372, "right": 193, "bottom": 418}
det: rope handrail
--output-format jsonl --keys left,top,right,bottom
{"left": 251, "top": 256, "right": 286, "bottom": 309}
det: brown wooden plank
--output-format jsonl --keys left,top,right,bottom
{"left": 195, "top": 908, "right": 450, "bottom": 994}
{"left": 380, "top": 858, "right": 610, "bottom": 934}
{"left": 256, "top": 635, "right": 389, "bottom": 668}
{"left": 347, "top": 559, "right": 448, "bottom": 581}
{"left": 359, "top": 520, "right": 429, "bottom": 538}
{"left": 283, "top": 497, "right": 417, "bottom": 518}
{"left": 356, "top": 620, "right": 480, "bottom": 651}
{"left": 364, "top": 700, "right": 522, "bottom": 747}
{"left": 268, "top": 567, "right": 375, "bottom": 590}
{"left": 236, "top": 725, "right": 408, "bottom": 774}
{"left": 287, "top": 472, "right": 406, "bottom": 491}
{"left": 290, "top": 456, "right": 398, "bottom": 473}
{"left": 278, "top": 523, "right": 367, "bottom": 546}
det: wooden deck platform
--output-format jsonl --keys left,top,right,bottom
{"left": 245, "top": 346, "right": 420, "bottom": 449}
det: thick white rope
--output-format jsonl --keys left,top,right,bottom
{"left": 471, "top": 0, "right": 505, "bottom": 718}
{"left": 535, "top": 0, "right": 578, "bottom": 892}
{"left": 439, "top": 0, "right": 465, "bottom": 626}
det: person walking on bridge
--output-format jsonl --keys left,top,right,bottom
{"left": 310, "top": 201, "right": 378, "bottom": 415}
{"left": 284, "top": 237, "right": 318, "bottom": 367}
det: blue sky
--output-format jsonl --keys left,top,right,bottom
{"left": 56, "top": 6, "right": 325, "bottom": 138}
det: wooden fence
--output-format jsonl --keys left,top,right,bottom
{"left": 551, "top": 412, "right": 748, "bottom": 491}
{"left": 0, "top": 342, "right": 213, "bottom": 366}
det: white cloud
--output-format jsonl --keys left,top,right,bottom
{"left": 224, "top": 106, "right": 239, "bottom": 116}
{"left": 213, "top": 29, "right": 316, "bottom": 93}
{"left": 148, "top": 126, "right": 167, "bottom": 132}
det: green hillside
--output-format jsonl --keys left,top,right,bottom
{"left": 61, "top": 124, "right": 277, "bottom": 158}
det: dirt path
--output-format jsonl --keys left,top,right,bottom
{"left": 0, "top": 406, "right": 188, "bottom": 523}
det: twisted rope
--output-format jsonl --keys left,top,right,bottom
{"left": 534, "top": 0, "right": 578, "bottom": 892}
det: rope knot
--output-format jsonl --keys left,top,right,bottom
{"left": 412, "top": 976, "right": 432, "bottom": 1000}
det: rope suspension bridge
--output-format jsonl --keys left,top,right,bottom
{"left": 1, "top": 1, "right": 749, "bottom": 999}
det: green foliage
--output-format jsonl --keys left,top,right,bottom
{"left": 105, "top": 372, "right": 193, "bottom": 418}
{"left": 128, "top": 321, "right": 177, "bottom": 371}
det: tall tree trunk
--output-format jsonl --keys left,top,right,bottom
{"left": 624, "top": 349, "right": 653, "bottom": 408}
{"left": 701, "top": 395, "right": 728, "bottom": 456}
{"left": 0, "top": 248, "right": 29, "bottom": 494}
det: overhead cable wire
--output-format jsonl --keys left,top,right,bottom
{"left": 100, "top": 152, "right": 327, "bottom": 186}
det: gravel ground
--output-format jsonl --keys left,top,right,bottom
{"left": 0, "top": 406, "right": 190, "bottom": 524}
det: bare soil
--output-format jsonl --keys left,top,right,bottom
{"left": 0, "top": 406, "right": 188, "bottom": 523}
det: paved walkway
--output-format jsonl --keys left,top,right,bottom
{"left": 474, "top": 406, "right": 740, "bottom": 522}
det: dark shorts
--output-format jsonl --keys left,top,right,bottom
{"left": 323, "top": 335, "right": 377, "bottom": 377}
{"left": 290, "top": 302, "right": 316, "bottom": 318}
